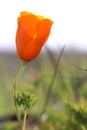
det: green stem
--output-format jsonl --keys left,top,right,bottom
{"left": 13, "top": 61, "right": 28, "bottom": 128}
{"left": 41, "top": 46, "right": 65, "bottom": 115}
{"left": 41, "top": 64, "right": 57, "bottom": 114}
{"left": 22, "top": 111, "right": 27, "bottom": 130}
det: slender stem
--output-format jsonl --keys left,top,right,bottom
{"left": 22, "top": 111, "right": 27, "bottom": 130}
{"left": 13, "top": 61, "right": 28, "bottom": 128}
{"left": 41, "top": 46, "right": 65, "bottom": 115}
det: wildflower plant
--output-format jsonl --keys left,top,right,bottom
{"left": 66, "top": 101, "right": 87, "bottom": 129}
{"left": 13, "top": 11, "right": 53, "bottom": 130}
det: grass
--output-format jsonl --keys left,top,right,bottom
{"left": 1, "top": 49, "right": 87, "bottom": 129}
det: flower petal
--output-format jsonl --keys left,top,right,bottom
{"left": 37, "top": 19, "right": 53, "bottom": 39}
{"left": 21, "top": 38, "right": 36, "bottom": 60}
{"left": 15, "top": 11, "right": 53, "bottom": 61}
{"left": 20, "top": 11, "right": 33, "bottom": 17}
{"left": 16, "top": 23, "right": 33, "bottom": 58}
{"left": 18, "top": 12, "right": 40, "bottom": 37}
{"left": 22, "top": 34, "right": 50, "bottom": 61}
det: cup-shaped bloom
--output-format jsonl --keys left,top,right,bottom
{"left": 16, "top": 11, "right": 53, "bottom": 61}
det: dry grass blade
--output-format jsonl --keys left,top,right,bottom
{"left": 41, "top": 45, "right": 65, "bottom": 114}
{"left": 73, "top": 64, "right": 87, "bottom": 71}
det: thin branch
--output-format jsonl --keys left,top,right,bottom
{"left": 73, "top": 64, "right": 87, "bottom": 71}
{"left": 41, "top": 45, "right": 65, "bottom": 114}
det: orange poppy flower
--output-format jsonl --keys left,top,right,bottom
{"left": 16, "top": 11, "right": 53, "bottom": 61}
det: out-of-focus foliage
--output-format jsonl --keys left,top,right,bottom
{"left": 1, "top": 50, "right": 87, "bottom": 129}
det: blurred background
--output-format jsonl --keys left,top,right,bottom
{"left": 1, "top": 0, "right": 87, "bottom": 129}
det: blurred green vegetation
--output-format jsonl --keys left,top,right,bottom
{"left": 0, "top": 48, "right": 87, "bottom": 129}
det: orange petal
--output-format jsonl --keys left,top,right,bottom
{"left": 18, "top": 13, "right": 40, "bottom": 38}
{"left": 20, "top": 11, "right": 33, "bottom": 17}
{"left": 15, "top": 12, "right": 53, "bottom": 61}
{"left": 37, "top": 15, "right": 44, "bottom": 20}
{"left": 16, "top": 23, "right": 33, "bottom": 58}
{"left": 22, "top": 33, "right": 50, "bottom": 61}
{"left": 37, "top": 19, "right": 53, "bottom": 39}
{"left": 21, "top": 38, "right": 37, "bottom": 60}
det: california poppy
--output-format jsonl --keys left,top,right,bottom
{"left": 16, "top": 11, "right": 53, "bottom": 61}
